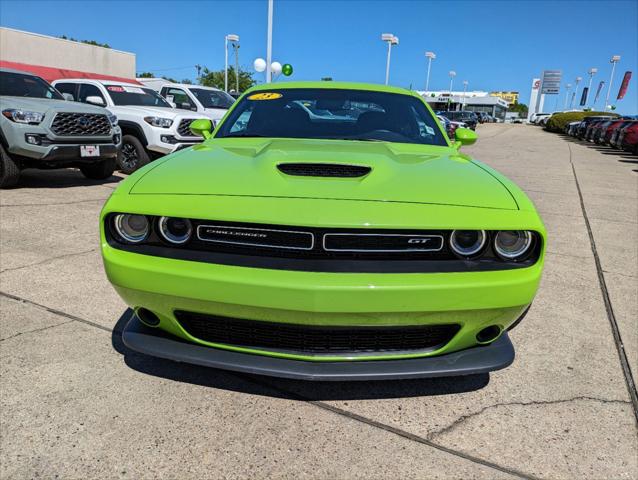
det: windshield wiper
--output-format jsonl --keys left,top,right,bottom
{"left": 223, "top": 133, "right": 267, "bottom": 138}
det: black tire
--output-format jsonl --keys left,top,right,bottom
{"left": 0, "top": 144, "right": 20, "bottom": 188}
{"left": 117, "top": 134, "right": 150, "bottom": 174}
{"left": 80, "top": 158, "right": 116, "bottom": 180}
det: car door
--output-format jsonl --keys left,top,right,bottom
{"left": 163, "top": 87, "right": 197, "bottom": 112}
{"left": 54, "top": 82, "right": 79, "bottom": 101}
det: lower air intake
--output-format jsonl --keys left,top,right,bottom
{"left": 175, "top": 311, "right": 460, "bottom": 355}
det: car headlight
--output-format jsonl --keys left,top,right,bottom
{"left": 158, "top": 217, "right": 192, "bottom": 244}
{"left": 144, "top": 116, "right": 173, "bottom": 128}
{"left": 2, "top": 109, "right": 45, "bottom": 124}
{"left": 107, "top": 114, "right": 118, "bottom": 126}
{"left": 494, "top": 230, "right": 533, "bottom": 260}
{"left": 450, "top": 230, "right": 486, "bottom": 257}
{"left": 113, "top": 214, "right": 149, "bottom": 243}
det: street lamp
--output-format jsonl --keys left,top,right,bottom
{"left": 462, "top": 80, "right": 468, "bottom": 109}
{"left": 448, "top": 70, "right": 456, "bottom": 109}
{"left": 224, "top": 34, "right": 239, "bottom": 92}
{"left": 425, "top": 51, "right": 436, "bottom": 91}
{"left": 563, "top": 83, "right": 572, "bottom": 110}
{"left": 381, "top": 33, "right": 399, "bottom": 85}
{"left": 570, "top": 76, "right": 582, "bottom": 109}
{"left": 586, "top": 67, "right": 597, "bottom": 108}
{"left": 604, "top": 55, "right": 621, "bottom": 111}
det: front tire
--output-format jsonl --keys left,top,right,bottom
{"left": 0, "top": 144, "right": 20, "bottom": 188}
{"left": 80, "top": 158, "right": 116, "bottom": 180}
{"left": 117, "top": 135, "right": 150, "bottom": 174}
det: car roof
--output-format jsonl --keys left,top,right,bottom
{"left": 245, "top": 81, "right": 417, "bottom": 96}
{"left": 163, "top": 83, "right": 223, "bottom": 92}
{"left": 53, "top": 78, "right": 142, "bottom": 88}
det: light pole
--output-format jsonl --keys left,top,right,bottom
{"left": 604, "top": 55, "right": 621, "bottom": 111}
{"left": 586, "top": 68, "right": 597, "bottom": 108}
{"left": 425, "top": 51, "right": 436, "bottom": 91}
{"left": 462, "top": 80, "right": 468, "bottom": 109}
{"left": 233, "top": 42, "right": 240, "bottom": 92}
{"left": 266, "top": 0, "right": 274, "bottom": 83}
{"left": 570, "top": 76, "right": 582, "bottom": 109}
{"left": 381, "top": 33, "right": 399, "bottom": 85}
{"left": 563, "top": 83, "right": 572, "bottom": 109}
{"left": 224, "top": 34, "right": 239, "bottom": 92}
{"left": 448, "top": 70, "right": 456, "bottom": 110}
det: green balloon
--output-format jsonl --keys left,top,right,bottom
{"left": 282, "top": 63, "right": 293, "bottom": 76}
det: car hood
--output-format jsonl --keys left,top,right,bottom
{"left": 107, "top": 105, "right": 184, "bottom": 119}
{"left": 0, "top": 96, "right": 108, "bottom": 114}
{"left": 129, "top": 138, "right": 518, "bottom": 210}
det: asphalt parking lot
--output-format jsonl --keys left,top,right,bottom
{"left": 1, "top": 123, "right": 637, "bottom": 479}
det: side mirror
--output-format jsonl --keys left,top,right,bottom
{"left": 62, "top": 93, "right": 75, "bottom": 101}
{"left": 190, "top": 118, "right": 213, "bottom": 139}
{"left": 85, "top": 96, "right": 105, "bottom": 106}
{"left": 453, "top": 127, "right": 477, "bottom": 148}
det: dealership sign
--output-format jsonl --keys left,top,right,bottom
{"left": 541, "top": 70, "right": 562, "bottom": 94}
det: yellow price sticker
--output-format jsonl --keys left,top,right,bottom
{"left": 247, "top": 92, "right": 283, "bottom": 101}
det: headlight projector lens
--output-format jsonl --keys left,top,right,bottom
{"left": 494, "top": 230, "right": 533, "bottom": 260}
{"left": 114, "top": 214, "right": 149, "bottom": 243}
{"left": 450, "top": 230, "right": 486, "bottom": 257}
{"left": 158, "top": 217, "right": 192, "bottom": 244}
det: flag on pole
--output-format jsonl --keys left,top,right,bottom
{"left": 593, "top": 81, "right": 605, "bottom": 104}
{"left": 617, "top": 71, "right": 632, "bottom": 100}
{"left": 579, "top": 87, "right": 589, "bottom": 106}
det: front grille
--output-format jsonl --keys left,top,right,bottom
{"left": 198, "top": 224, "right": 314, "bottom": 250}
{"left": 177, "top": 119, "right": 197, "bottom": 137}
{"left": 278, "top": 163, "right": 372, "bottom": 178}
{"left": 324, "top": 233, "right": 444, "bottom": 252}
{"left": 175, "top": 311, "right": 460, "bottom": 354}
{"left": 51, "top": 113, "right": 111, "bottom": 136}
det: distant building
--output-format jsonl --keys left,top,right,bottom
{"left": 490, "top": 91, "right": 519, "bottom": 105}
{"left": 0, "top": 27, "right": 137, "bottom": 83}
{"left": 418, "top": 90, "right": 509, "bottom": 120}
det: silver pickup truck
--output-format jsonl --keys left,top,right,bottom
{"left": 0, "top": 68, "right": 122, "bottom": 188}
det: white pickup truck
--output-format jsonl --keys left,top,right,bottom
{"left": 137, "top": 79, "right": 235, "bottom": 124}
{"left": 52, "top": 79, "right": 209, "bottom": 173}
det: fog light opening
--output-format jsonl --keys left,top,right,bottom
{"left": 136, "top": 308, "right": 160, "bottom": 327}
{"left": 476, "top": 325, "right": 502, "bottom": 344}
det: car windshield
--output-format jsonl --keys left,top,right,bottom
{"left": 0, "top": 71, "right": 63, "bottom": 100}
{"left": 216, "top": 88, "right": 447, "bottom": 146}
{"left": 190, "top": 88, "right": 235, "bottom": 109}
{"left": 106, "top": 85, "right": 172, "bottom": 107}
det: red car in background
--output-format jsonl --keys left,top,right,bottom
{"left": 607, "top": 120, "right": 635, "bottom": 147}
{"left": 618, "top": 122, "right": 638, "bottom": 154}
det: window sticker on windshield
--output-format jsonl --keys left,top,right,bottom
{"left": 247, "top": 92, "right": 283, "bottom": 101}
{"left": 424, "top": 125, "right": 435, "bottom": 135}
{"left": 124, "top": 87, "right": 145, "bottom": 94}
{"left": 107, "top": 86, "right": 125, "bottom": 92}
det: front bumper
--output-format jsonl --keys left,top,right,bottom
{"left": 122, "top": 313, "right": 515, "bottom": 381}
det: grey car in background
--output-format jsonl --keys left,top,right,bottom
{"left": 0, "top": 68, "right": 122, "bottom": 187}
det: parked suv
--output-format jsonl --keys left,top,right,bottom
{"left": 52, "top": 79, "right": 208, "bottom": 173}
{"left": 137, "top": 79, "right": 235, "bottom": 123}
{"left": 0, "top": 68, "right": 121, "bottom": 188}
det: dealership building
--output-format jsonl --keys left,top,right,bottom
{"left": 418, "top": 90, "right": 510, "bottom": 120}
{"left": 0, "top": 27, "right": 137, "bottom": 83}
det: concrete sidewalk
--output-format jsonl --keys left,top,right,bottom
{"left": 1, "top": 124, "right": 636, "bottom": 479}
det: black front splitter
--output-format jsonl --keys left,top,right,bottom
{"left": 121, "top": 315, "right": 515, "bottom": 381}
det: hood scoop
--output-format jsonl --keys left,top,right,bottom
{"left": 277, "top": 163, "right": 371, "bottom": 178}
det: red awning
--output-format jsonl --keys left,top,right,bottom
{"left": 0, "top": 60, "right": 140, "bottom": 85}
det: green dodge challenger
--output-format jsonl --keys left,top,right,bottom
{"left": 101, "top": 82, "right": 546, "bottom": 381}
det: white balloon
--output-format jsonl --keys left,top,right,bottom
{"left": 271, "top": 61, "right": 282, "bottom": 75}
{"left": 253, "top": 58, "right": 266, "bottom": 73}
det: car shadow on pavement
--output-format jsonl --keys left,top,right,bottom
{"left": 111, "top": 310, "right": 490, "bottom": 401}
{"left": 13, "top": 169, "right": 124, "bottom": 189}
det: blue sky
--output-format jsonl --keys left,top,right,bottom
{"left": 1, "top": 0, "right": 637, "bottom": 113}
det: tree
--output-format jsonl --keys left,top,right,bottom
{"left": 135, "top": 72, "right": 178, "bottom": 83}
{"left": 59, "top": 35, "right": 110, "bottom": 49}
{"left": 508, "top": 102, "right": 528, "bottom": 115}
{"left": 181, "top": 79, "right": 193, "bottom": 85}
{"left": 199, "top": 66, "right": 255, "bottom": 93}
